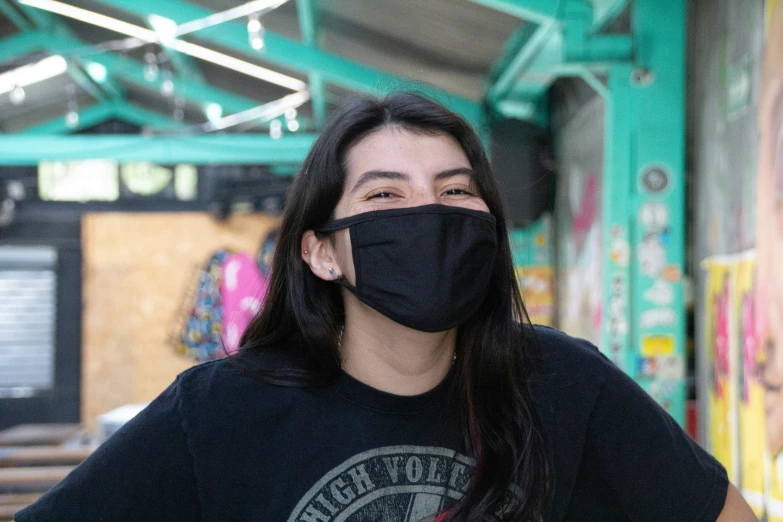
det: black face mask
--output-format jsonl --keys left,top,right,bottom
{"left": 317, "top": 204, "right": 498, "bottom": 332}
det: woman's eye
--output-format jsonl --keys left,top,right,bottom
{"left": 368, "top": 191, "right": 395, "bottom": 199}
{"left": 443, "top": 188, "right": 472, "bottom": 196}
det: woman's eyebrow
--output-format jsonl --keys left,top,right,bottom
{"left": 435, "top": 167, "right": 475, "bottom": 181}
{"left": 349, "top": 167, "right": 475, "bottom": 195}
{"left": 350, "top": 170, "right": 410, "bottom": 194}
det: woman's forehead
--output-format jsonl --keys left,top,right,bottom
{"left": 344, "top": 127, "right": 470, "bottom": 183}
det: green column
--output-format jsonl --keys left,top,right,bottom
{"left": 601, "top": 0, "right": 687, "bottom": 424}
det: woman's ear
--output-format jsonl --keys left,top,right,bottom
{"left": 302, "top": 230, "right": 343, "bottom": 282}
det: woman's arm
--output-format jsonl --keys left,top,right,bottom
{"left": 716, "top": 484, "right": 758, "bottom": 522}
{"left": 14, "top": 377, "right": 199, "bottom": 521}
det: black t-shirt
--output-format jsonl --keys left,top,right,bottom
{"left": 16, "top": 326, "right": 728, "bottom": 521}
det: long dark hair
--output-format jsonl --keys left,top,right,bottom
{"left": 238, "top": 92, "right": 553, "bottom": 520}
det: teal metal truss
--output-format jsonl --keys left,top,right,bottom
{"left": 81, "top": 0, "right": 483, "bottom": 124}
{"left": 481, "top": 0, "right": 687, "bottom": 425}
{"left": 476, "top": 0, "right": 632, "bottom": 126}
{"left": 0, "top": 134, "right": 316, "bottom": 164}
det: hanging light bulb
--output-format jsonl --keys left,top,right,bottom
{"left": 284, "top": 107, "right": 297, "bottom": 120}
{"left": 143, "top": 52, "right": 159, "bottom": 82}
{"left": 161, "top": 70, "right": 174, "bottom": 96}
{"left": 9, "top": 85, "right": 25, "bottom": 105}
{"left": 173, "top": 96, "right": 185, "bottom": 121}
{"left": 247, "top": 12, "right": 265, "bottom": 50}
{"left": 286, "top": 119, "right": 299, "bottom": 132}
{"left": 65, "top": 110, "right": 79, "bottom": 128}
{"left": 247, "top": 13, "right": 262, "bottom": 33}
{"left": 65, "top": 86, "right": 78, "bottom": 128}
{"left": 270, "top": 118, "right": 282, "bottom": 139}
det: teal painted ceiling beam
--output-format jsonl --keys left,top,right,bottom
{"left": 19, "top": 103, "right": 116, "bottom": 134}
{"left": 495, "top": 98, "right": 548, "bottom": 127}
{"left": 0, "top": 0, "right": 32, "bottom": 31}
{"left": 0, "top": 134, "right": 317, "bottom": 164}
{"left": 87, "top": 0, "right": 482, "bottom": 123}
{"left": 0, "top": 32, "right": 41, "bottom": 62}
{"left": 489, "top": 23, "right": 538, "bottom": 81}
{"left": 470, "top": 0, "right": 575, "bottom": 24}
{"left": 15, "top": 4, "right": 124, "bottom": 101}
{"left": 296, "top": 0, "right": 327, "bottom": 128}
{"left": 489, "top": 21, "right": 559, "bottom": 101}
{"left": 0, "top": 31, "right": 296, "bottom": 133}
{"left": 481, "top": 0, "right": 632, "bottom": 124}
{"left": 19, "top": 101, "right": 188, "bottom": 134}
{"left": 29, "top": 32, "right": 265, "bottom": 117}
{"left": 590, "top": 0, "right": 630, "bottom": 32}
{"left": 112, "top": 102, "right": 189, "bottom": 129}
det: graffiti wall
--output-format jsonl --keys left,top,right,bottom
{"left": 82, "top": 213, "right": 277, "bottom": 434}
{"left": 692, "top": 0, "right": 783, "bottom": 516}
{"left": 510, "top": 214, "right": 556, "bottom": 327}
{"left": 554, "top": 95, "right": 605, "bottom": 346}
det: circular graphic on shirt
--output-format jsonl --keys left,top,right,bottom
{"left": 287, "top": 446, "right": 520, "bottom": 522}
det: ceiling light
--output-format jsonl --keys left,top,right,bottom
{"left": 0, "top": 54, "right": 67, "bottom": 96}
{"left": 65, "top": 110, "right": 79, "bottom": 128}
{"left": 9, "top": 86, "right": 26, "bottom": 105}
{"left": 148, "top": 14, "right": 177, "bottom": 47}
{"left": 204, "top": 91, "right": 309, "bottom": 132}
{"left": 161, "top": 78, "right": 175, "bottom": 96}
{"left": 175, "top": 0, "right": 287, "bottom": 36}
{"left": 250, "top": 35, "right": 265, "bottom": 50}
{"left": 286, "top": 119, "right": 299, "bottom": 132}
{"left": 247, "top": 14, "right": 262, "bottom": 33}
{"left": 204, "top": 102, "right": 223, "bottom": 122}
{"left": 20, "top": 0, "right": 155, "bottom": 40}
{"left": 19, "top": 0, "right": 306, "bottom": 91}
{"left": 85, "top": 62, "right": 108, "bottom": 83}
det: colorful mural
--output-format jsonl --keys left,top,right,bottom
{"left": 555, "top": 96, "right": 604, "bottom": 346}
{"left": 510, "top": 214, "right": 555, "bottom": 327}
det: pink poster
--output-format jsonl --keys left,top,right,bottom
{"left": 221, "top": 253, "right": 268, "bottom": 355}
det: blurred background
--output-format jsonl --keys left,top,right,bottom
{"left": 0, "top": 0, "right": 780, "bottom": 518}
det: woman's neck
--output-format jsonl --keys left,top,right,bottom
{"left": 340, "top": 298, "right": 456, "bottom": 396}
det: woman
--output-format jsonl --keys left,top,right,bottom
{"left": 17, "top": 93, "right": 753, "bottom": 521}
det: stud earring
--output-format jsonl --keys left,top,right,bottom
{"left": 303, "top": 250, "right": 309, "bottom": 255}
{"left": 328, "top": 267, "right": 339, "bottom": 280}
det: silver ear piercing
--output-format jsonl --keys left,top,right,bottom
{"left": 303, "top": 250, "right": 309, "bottom": 255}
{"left": 328, "top": 267, "right": 339, "bottom": 280}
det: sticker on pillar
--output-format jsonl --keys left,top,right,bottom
{"left": 640, "top": 308, "right": 677, "bottom": 329}
{"left": 638, "top": 233, "right": 666, "bottom": 276}
{"left": 639, "top": 165, "right": 672, "bottom": 194}
{"left": 638, "top": 357, "right": 658, "bottom": 377}
{"left": 662, "top": 264, "right": 682, "bottom": 282}
{"left": 639, "top": 203, "right": 670, "bottom": 232}
{"left": 608, "top": 273, "right": 628, "bottom": 364}
{"left": 641, "top": 334, "right": 676, "bottom": 357}
{"left": 610, "top": 238, "right": 630, "bottom": 266}
{"left": 657, "top": 356, "right": 685, "bottom": 380}
{"left": 644, "top": 280, "right": 674, "bottom": 306}
{"left": 610, "top": 226, "right": 630, "bottom": 266}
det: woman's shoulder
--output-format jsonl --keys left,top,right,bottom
{"left": 174, "top": 350, "right": 317, "bottom": 425}
{"left": 529, "top": 324, "right": 614, "bottom": 378}
{"left": 526, "top": 325, "right": 627, "bottom": 420}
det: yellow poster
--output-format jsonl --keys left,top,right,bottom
{"left": 516, "top": 266, "right": 555, "bottom": 327}
{"left": 704, "top": 259, "right": 738, "bottom": 482}
{"left": 759, "top": 1, "right": 783, "bottom": 518}
{"left": 736, "top": 254, "right": 766, "bottom": 516}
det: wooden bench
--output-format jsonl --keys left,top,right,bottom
{"left": 0, "top": 446, "right": 93, "bottom": 467}
{"left": 0, "top": 424, "right": 92, "bottom": 520}
{"left": 0, "top": 424, "right": 82, "bottom": 447}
